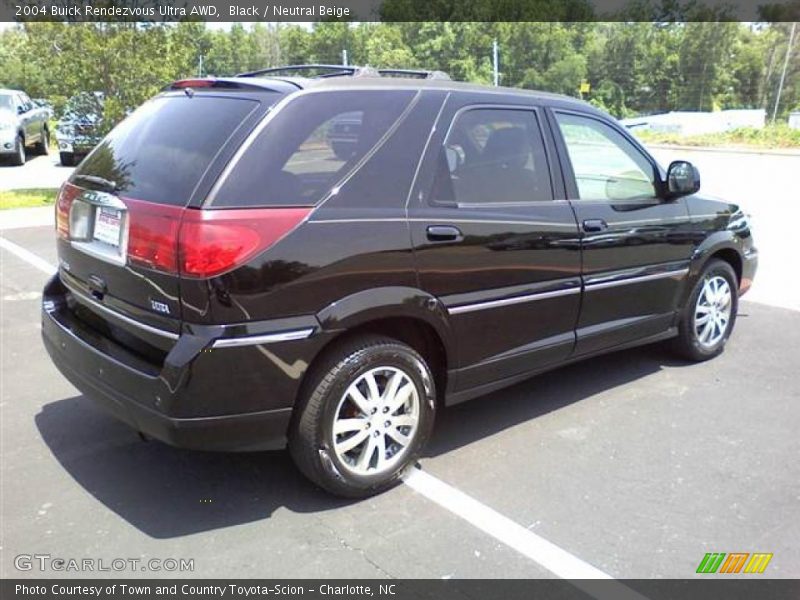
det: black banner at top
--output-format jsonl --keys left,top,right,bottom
{"left": 1, "top": 0, "right": 799, "bottom": 22}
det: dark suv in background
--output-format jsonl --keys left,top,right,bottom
{"left": 42, "top": 65, "right": 757, "bottom": 497}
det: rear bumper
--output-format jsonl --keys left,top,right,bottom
{"left": 41, "top": 274, "right": 330, "bottom": 452}
{"left": 42, "top": 342, "right": 293, "bottom": 451}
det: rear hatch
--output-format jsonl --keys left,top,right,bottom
{"left": 55, "top": 87, "right": 273, "bottom": 360}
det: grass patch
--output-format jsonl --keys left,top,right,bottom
{"left": 635, "top": 124, "right": 800, "bottom": 149}
{"left": 0, "top": 188, "right": 59, "bottom": 210}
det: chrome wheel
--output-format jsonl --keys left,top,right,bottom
{"left": 332, "top": 366, "right": 420, "bottom": 476}
{"left": 694, "top": 275, "right": 732, "bottom": 349}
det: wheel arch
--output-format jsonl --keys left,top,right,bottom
{"left": 312, "top": 287, "right": 454, "bottom": 404}
{"left": 683, "top": 233, "right": 744, "bottom": 306}
{"left": 707, "top": 247, "right": 742, "bottom": 284}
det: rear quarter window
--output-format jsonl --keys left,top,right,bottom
{"left": 72, "top": 95, "right": 262, "bottom": 206}
{"left": 210, "top": 90, "right": 416, "bottom": 208}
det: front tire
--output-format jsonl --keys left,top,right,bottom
{"left": 10, "top": 134, "right": 25, "bottom": 166}
{"left": 289, "top": 335, "right": 436, "bottom": 498}
{"left": 59, "top": 152, "right": 75, "bottom": 167}
{"left": 672, "top": 259, "right": 738, "bottom": 361}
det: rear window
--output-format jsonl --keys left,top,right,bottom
{"left": 210, "top": 90, "right": 416, "bottom": 207}
{"left": 72, "top": 95, "right": 260, "bottom": 206}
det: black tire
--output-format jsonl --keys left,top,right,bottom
{"left": 10, "top": 134, "right": 25, "bottom": 166}
{"left": 671, "top": 259, "right": 738, "bottom": 362}
{"left": 60, "top": 152, "right": 75, "bottom": 167}
{"left": 289, "top": 335, "right": 436, "bottom": 498}
{"left": 35, "top": 127, "right": 50, "bottom": 155}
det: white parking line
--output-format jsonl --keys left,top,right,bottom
{"left": 0, "top": 236, "right": 56, "bottom": 275}
{"left": 403, "top": 468, "right": 611, "bottom": 578}
{"left": 403, "top": 469, "right": 649, "bottom": 599}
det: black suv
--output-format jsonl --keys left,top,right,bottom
{"left": 42, "top": 66, "right": 757, "bottom": 497}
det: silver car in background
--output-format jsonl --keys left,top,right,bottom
{"left": 0, "top": 89, "right": 50, "bottom": 166}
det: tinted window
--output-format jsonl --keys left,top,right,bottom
{"left": 431, "top": 108, "right": 553, "bottom": 205}
{"left": 73, "top": 95, "right": 261, "bottom": 206}
{"left": 212, "top": 91, "right": 415, "bottom": 207}
{"left": 556, "top": 112, "right": 656, "bottom": 201}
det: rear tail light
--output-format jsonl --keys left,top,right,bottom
{"left": 124, "top": 200, "right": 310, "bottom": 278}
{"left": 55, "top": 183, "right": 83, "bottom": 239}
{"left": 56, "top": 185, "right": 309, "bottom": 277}
{"left": 179, "top": 207, "right": 311, "bottom": 278}
{"left": 125, "top": 198, "right": 183, "bottom": 273}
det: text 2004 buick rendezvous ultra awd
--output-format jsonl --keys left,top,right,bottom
{"left": 42, "top": 65, "right": 757, "bottom": 497}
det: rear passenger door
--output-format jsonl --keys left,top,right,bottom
{"left": 408, "top": 99, "right": 581, "bottom": 395}
{"left": 17, "top": 93, "right": 37, "bottom": 142}
{"left": 550, "top": 109, "right": 694, "bottom": 356}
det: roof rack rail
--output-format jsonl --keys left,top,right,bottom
{"left": 236, "top": 64, "right": 379, "bottom": 79}
{"left": 377, "top": 69, "right": 451, "bottom": 80}
{"left": 237, "top": 64, "right": 453, "bottom": 81}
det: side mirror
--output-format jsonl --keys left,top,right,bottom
{"left": 17, "top": 105, "right": 25, "bottom": 115}
{"left": 666, "top": 160, "right": 700, "bottom": 197}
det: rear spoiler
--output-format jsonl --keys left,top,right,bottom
{"left": 165, "top": 78, "right": 288, "bottom": 93}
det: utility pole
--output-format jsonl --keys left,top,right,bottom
{"left": 198, "top": 54, "right": 203, "bottom": 78}
{"left": 773, "top": 21, "right": 797, "bottom": 123}
{"left": 342, "top": 49, "right": 348, "bottom": 66}
{"left": 493, "top": 39, "right": 499, "bottom": 87}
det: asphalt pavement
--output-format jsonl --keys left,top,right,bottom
{"left": 0, "top": 147, "right": 798, "bottom": 580}
{"left": 0, "top": 152, "right": 74, "bottom": 191}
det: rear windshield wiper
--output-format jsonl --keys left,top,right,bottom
{"left": 72, "top": 174, "right": 117, "bottom": 193}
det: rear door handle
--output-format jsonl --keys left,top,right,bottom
{"left": 426, "top": 225, "right": 463, "bottom": 242}
{"left": 582, "top": 219, "right": 608, "bottom": 233}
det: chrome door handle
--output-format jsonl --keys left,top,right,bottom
{"left": 426, "top": 225, "right": 463, "bottom": 242}
{"left": 582, "top": 219, "right": 608, "bottom": 232}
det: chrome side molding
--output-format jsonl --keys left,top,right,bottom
{"left": 447, "top": 267, "right": 689, "bottom": 315}
{"left": 585, "top": 268, "right": 689, "bottom": 291}
{"left": 448, "top": 287, "right": 581, "bottom": 315}
{"left": 212, "top": 328, "right": 316, "bottom": 348}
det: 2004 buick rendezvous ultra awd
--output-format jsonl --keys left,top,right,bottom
{"left": 42, "top": 65, "right": 758, "bottom": 497}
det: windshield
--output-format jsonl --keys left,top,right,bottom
{"left": 63, "top": 93, "right": 104, "bottom": 120}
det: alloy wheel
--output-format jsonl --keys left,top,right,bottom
{"left": 694, "top": 275, "right": 732, "bottom": 349}
{"left": 332, "top": 366, "right": 420, "bottom": 476}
